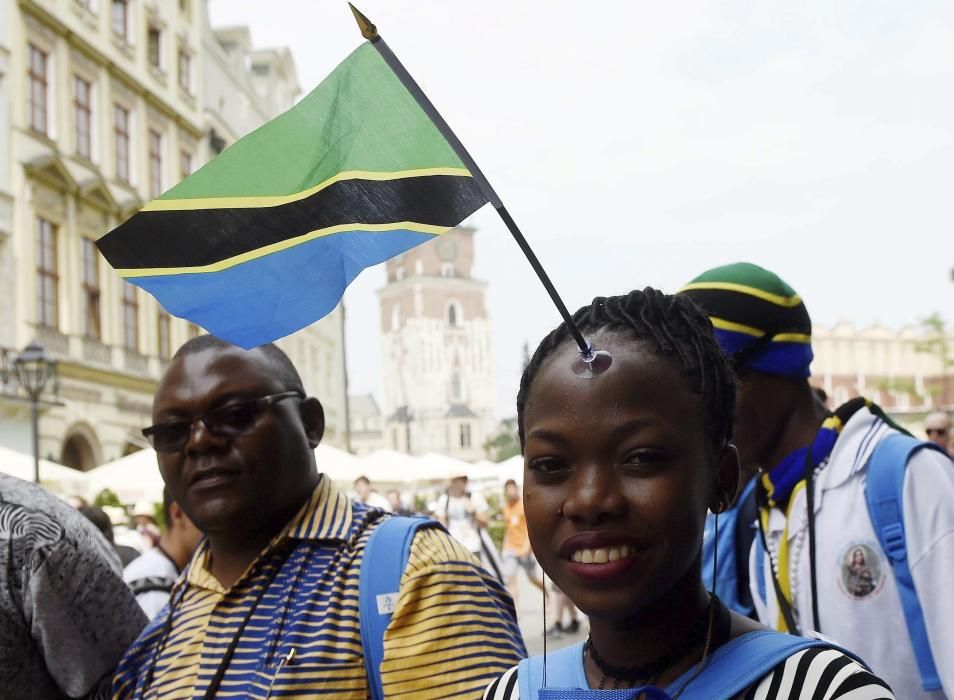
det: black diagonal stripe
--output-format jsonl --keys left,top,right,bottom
{"left": 680, "top": 288, "right": 812, "bottom": 337}
{"left": 97, "top": 175, "right": 487, "bottom": 270}
{"left": 829, "top": 670, "right": 893, "bottom": 698}
{"left": 814, "top": 652, "right": 854, "bottom": 697}
{"left": 786, "top": 647, "right": 825, "bottom": 698}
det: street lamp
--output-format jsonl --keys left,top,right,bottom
{"left": 14, "top": 340, "right": 56, "bottom": 484}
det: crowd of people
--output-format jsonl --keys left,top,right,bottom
{"left": 1, "top": 261, "right": 951, "bottom": 699}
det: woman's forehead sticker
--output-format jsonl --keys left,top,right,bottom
{"left": 570, "top": 346, "right": 614, "bottom": 378}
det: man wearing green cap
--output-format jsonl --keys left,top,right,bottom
{"left": 681, "top": 262, "right": 954, "bottom": 699}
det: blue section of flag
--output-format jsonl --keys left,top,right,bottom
{"left": 128, "top": 229, "right": 437, "bottom": 349}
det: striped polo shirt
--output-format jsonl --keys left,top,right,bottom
{"left": 112, "top": 477, "right": 526, "bottom": 699}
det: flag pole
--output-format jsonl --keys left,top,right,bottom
{"left": 349, "top": 4, "right": 592, "bottom": 359}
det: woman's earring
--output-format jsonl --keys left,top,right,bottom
{"left": 710, "top": 491, "right": 731, "bottom": 597}
{"left": 718, "top": 491, "right": 732, "bottom": 513}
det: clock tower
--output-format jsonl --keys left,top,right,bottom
{"left": 377, "top": 227, "right": 496, "bottom": 460}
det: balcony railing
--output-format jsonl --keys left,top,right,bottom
{"left": 81, "top": 337, "right": 111, "bottom": 365}
{"left": 124, "top": 349, "right": 149, "bottom": 375}
{"left": 0, "top": 346, "right": 17, "bottom": 394}
{"left": 34, "top": 326, "right": 69, "bottom": 355}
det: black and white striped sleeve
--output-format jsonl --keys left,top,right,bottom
{"left": 483, "top": 665, "right": 520, "bottom": 700}
{"left": 742, "top": 647, "right": 894, "bottom": 700}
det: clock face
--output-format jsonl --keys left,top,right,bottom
{"left": 436, "top": 234, "right": 458, "bottom": 262}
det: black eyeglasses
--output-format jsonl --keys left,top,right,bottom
{"left": 143, "top": 391, "right": 303, "bottom": 454}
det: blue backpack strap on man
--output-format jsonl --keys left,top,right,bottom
{"left": 865, "top": 432, "right": 946, "bottom": 692}
{"left": 518, "top": 631, "right": 860, "bottom": 699}
{"left": 359, "top": 515, "right": 440, "bottom": 700}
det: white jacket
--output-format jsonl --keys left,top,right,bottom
{"left": 750, "top": 406, "right": 954, "bottom": 699}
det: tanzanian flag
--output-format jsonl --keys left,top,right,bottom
{"left": 97, "top": 43, "right": 487, "bottom": 348}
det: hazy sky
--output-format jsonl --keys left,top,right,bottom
{"left": 209, "top": 1, "right": 953, "bottom": 419}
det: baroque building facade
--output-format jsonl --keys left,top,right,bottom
{"left": 377, "top": 227, "right": 496, "bottom": 461}
{"left": 811, "top": 322, "right": 954, "bottom": 418}
{"left": 0, "top": 0, "right": 347, "bottom": 471}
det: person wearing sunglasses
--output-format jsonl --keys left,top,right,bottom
{"left": 680, "top": 263, "right": 954, "bottom": 699}
{"left": 924, "top": 411, "right": 950, "bottom": 454}
{"left": 112, "top": 335, "right": 525, "bottom": 699}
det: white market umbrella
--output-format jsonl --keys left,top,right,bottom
{"left": 0, "top": 445, "right": 88, "bottom": 496}
{"left": 490, "top": 454, "right": 525, "bottom": 484}
{"left": 85, "top": 449, "right": 166, "bottom": 504}
{"left": 415, "top": 452, "right": 473, "bottom": 481}
{"left": 315, "top": 443, "right": 363, "bottom": 485}
{"left": 358, "top": 449, "right": 437, "bottom": 485}
{"left": 87, "top": 443, "right": 366, "bottom": 505}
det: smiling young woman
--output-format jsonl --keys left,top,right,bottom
{"left": 483, "top": 289, "right": 894, "bottom": 700}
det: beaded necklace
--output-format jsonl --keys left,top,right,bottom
{"left": 584, "top": 594, "right": 732, "bottom": 693}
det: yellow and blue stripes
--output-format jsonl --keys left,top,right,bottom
{"left": 112, "top": 479, "right": 525, "bottom": 699}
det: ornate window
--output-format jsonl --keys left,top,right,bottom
{"left": 111, "top": 0, "right": 128, "bottom": 40}
{"left": 179, "top": 150, "right": 192, "bottom": 181}
{"left": 36, "top": 218, "right": 58, "bottom": 328}
{"left": 178, "top": 49, "right": 192, "bottom": 93}
{"left": 114, "top": 104, "right": 130, "bottom": 182}
{"left": 122, "top": 282, "right": 139, "bottom": 351}
{"left": 28, "top": 45, "right": 48, "bottom": 135}
{"left": 447, "top": 301, "right": 462, "bottom": 328}
{"left": 81, "top": 238, "right": 101, "bottom": 339}
{"left": 148, "top": 129, "right": 163, "bottom": 198}
{"left": 157, "top": 310, "right": 171, "bottom": 359}
{"left": 74, "top": 76, "right": 92, "bottom": 158}
{"left": 147, "top": 26, "right": 161, "bottom": 69}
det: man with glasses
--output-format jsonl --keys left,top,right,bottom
{"left": 925, "top": 411, "right": 950, "bottom": 454}
{"left": 681, "top": 262, "right": 954, "bottom": 699}
{"left": 112, "top": 335, "right": 525, "bottom": 699}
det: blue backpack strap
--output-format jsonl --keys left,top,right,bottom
{"left": 754, "top": 530, "right": 767, "bottom": 605}
{"left": 359, "top": 515, "right": 436, "bottom": 700}
{"left": 865, "top": 432, "right": 944, "bottom": 691}
{"left": 518, "top": 642, "right": 586, "bottom": 698}
{"left": 671, "top": 630, "right": 858, "bottom": 699}
{"left": 519, "top": 634, "right": 851, "bottom": 699}
{"left": 731, "top": 478, "right": 759, "bottom": 617}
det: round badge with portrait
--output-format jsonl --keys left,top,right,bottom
{"left": 837, "top": 541, "right": 885, "bottom": 600}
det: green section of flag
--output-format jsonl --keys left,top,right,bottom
{"left": 160, "top": 43, "right": 466, "bottom": 201}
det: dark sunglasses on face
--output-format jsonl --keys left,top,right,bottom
{"left": 926, "top": 428, "right": 948, "bottom": 436}
{"left": 142, "top": 391, "right": 303, "bottom": 454}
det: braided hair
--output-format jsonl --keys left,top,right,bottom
{"left": 516, "top": 287, "right": 735, "bottom": 450}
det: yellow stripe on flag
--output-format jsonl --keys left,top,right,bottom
{"left": 142, "top": 168, "right": 473, "bottom": 212}
{"left": 117, "top": 221, "right": 447, "bottom": 277}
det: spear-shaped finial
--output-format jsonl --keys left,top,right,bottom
{"left": 349, "top": 3, "right": 378, "bottom": 41}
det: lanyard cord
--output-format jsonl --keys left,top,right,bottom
{"left": 756, "top": 439, "right": 829, "bottom": 636}
{"left": 755, "top": 485, "right": 801, "bottom": 635}
{"left": 141, "top": 543, "right": 293, "bottom": 698}
{"left": 802, "top": 448, "right": 821, "bottom": 632}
